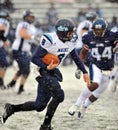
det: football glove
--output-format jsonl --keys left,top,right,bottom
{"left": 75, "top": 69, "right": 81, "bottom": 79}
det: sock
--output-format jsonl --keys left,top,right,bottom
{"left": 8, "top": 80, "right": 16, "bottom": 87}
{"left": 19, "top": 84, "right": 24, "bottom": 90}
{"left": 43, "top": 99, "right": 59, "bottom": 126}
{"left": 12, "top": 101, "right": 36, "bottom": 112}
{"left": 75, "top": 87, "right": 91, "bottom": 106}
{"left": 0, "top": 78, "right": 4, "bottom": 86}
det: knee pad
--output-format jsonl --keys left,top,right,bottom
{"left": 22, "top": 71, "right": 30, "bottom": 78}
{"left": 88, "top": 82, "right": 99, "bottom": 91}
{"left": 54, "top": 89, "right": 64, "bottom": 103}
{"left": 18, "top": 69, "right": 30, "bottom": 78}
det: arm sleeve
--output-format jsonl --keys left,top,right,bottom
{"left": 31, "top": 33, "right": 53, "bottom": 69}
{"left": 70, "top": 49, "right": 88, "bottom": 74}
{"left": 31, "top": 45, "right": 48, "bottom": 69}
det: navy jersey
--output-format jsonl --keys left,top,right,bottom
{"left": 82, "top": 30, "right": 118, "bottom": 70}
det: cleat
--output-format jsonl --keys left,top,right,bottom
{"left": 0, "top": 85, "right": 7, "bottom": 90}
{"left": 39, "top": 124, "right": 53, "bottom": 130}
{"left": 17, "top": 87, "right": 24, "bottom": 95}
{"left": 109, "top": 79, "right": 117, "bottom": 93}
{"left": 78, "top": 106, "right": 87, "bottom": 119}
{"left": 68, "top": 104, "right": 79, "bottom": 116}
{"left": 0, "top": 103, "right": 14, "bottom": 123}
{"left": 7, "top": 84, "right": 15, "bottom": 89}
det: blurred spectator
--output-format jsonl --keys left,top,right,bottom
{"left": 108, "top": 16, "right": 118, "bottom": 31}
{"left": 85, "top": 3, "right": 94, "bottom": 13}
{"left": 76, "top": 8, "right": 86, "bottom": 23}
{"left": 94, "top": 5, "right": 103, "bottom": 18}
{"left": 106, "top": 0, "right": 118, "bottom": 3}
{"left": 46, "top": 2, "right": 58, "bottom": 32}
{"left": 4, "top": 0, "right": 15, "bottom": 12}
{"left": 0, "top": 1, "right": 5, "bottom": 10}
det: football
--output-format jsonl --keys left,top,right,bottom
{"left": 42, "top": 53, "right": 60, "bottom": 65}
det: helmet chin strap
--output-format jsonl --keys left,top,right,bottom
{"left": 101, "top": 29, "right": 106, "bottom": 37}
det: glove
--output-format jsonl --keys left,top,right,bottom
{"left": 75, "top": 69, "right": 81, "bottom": 79}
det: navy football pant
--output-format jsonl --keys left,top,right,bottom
{"left": 35, "top": 75, "right": 64, "bottom": 111}
{"left": 0, "top": 47, "right": 8, "bottom": 68}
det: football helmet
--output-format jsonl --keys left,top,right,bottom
{"left": 0, "top": 10, "right": 8, "bottom": 18}
{"left": 85, "top": 11, "right": 97, "bottom": 22}
{"left": 55, "top": 19, "right": 75, "bottom": 42}
{"left": 23, "top": 10, "right": 35, "bottom": 23}
{"left": 92, "top": 18, "right": 108, "bottom": 37}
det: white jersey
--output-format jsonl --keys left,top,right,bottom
{"left": 76, "top": 20, "right": 92, "bottom": 49}
{"left": 0, "top": 18, "right": 10, "bottom": 47}
{"left": 40, "top": 32, "right": 77, "bottom": 65}
{"left": 12, "top": 21, "right": 36, "bottom": 52}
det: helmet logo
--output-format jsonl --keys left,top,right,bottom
{"left": 57, "top": 25, "right": 68, "bottom": 31}
{"left": 95, "top": 24, "right": 102, "bottom": 29}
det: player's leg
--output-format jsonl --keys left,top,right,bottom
{"left": 68, "top": 64, "right": 101, "bottom": 116}
{"left": 0, "top": 47, "right": 9, "bottom": 89}
{"left": 79, "top": 73, "right": 110, "bottom": 119}
{"left": 6, "top": 51, "right": 21, "bottom": 88}
{"left": 69, "top": 64, "right": 101, "bottom": 118}
{"left": 68, "top": 86, "right": 91, "bottom": 116}
{"left": 7, "top": 70, "right": 21, "bottom": 88}
{"left": 109, "top": 65, "right": 118, "bottom": 92}
{"left": 16, "top": 52, "right": 30, "bottom": 94}
{"left": 39, "top": 76, "right": 64, "bottom": 130}
{"left": 0, "top": 79, "right": 51, "bottom": 124}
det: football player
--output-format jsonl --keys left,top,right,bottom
{"left": 76, "top": 11, "right": 97, "bottom": 54}
{"left": 0, "top": 10, "right": 10, "bottom": 89}
{"left": 6, "top": 10, "right": 39, "bottom": 94}
{"left": 0, "top": 19, "right": 90, "bottom": 130}
{"left": 68, "top": 18, "right": 118, "bottom": 119}
{"left": 75, "top": 11, "right": 97, "bottom": 78}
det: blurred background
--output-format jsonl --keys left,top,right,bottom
{"left": 0, "top": 0, "right": 118, "bottom": 32}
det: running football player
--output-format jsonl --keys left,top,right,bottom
{"left": 0, "top": 19, "right": 90, "bottom": 130}
{"left": 68, "top": 18, "right": 118, "bottom": 119}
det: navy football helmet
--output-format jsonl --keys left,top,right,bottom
{"left": 55, "top": 19, "right": 75, "bottom": 42}
{"left": 23, "top": 10, "right": 35, "bottom": 23}
{"left": 92, "top": 18, "right": 108, "bottom": 37}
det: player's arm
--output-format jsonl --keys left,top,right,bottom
{"left": 80, "top": 32, "right": 90, "bottom": 62}
{"left": 31, "top": 45, "right": 48, "bottom": 69}
{"left": 70, "top": 49, "right": 87, "bottom": 74}
{"left": 19, "top": 23, "right": 39, "bottom": 41}
{"left": 70, "top": 49, "right": 91, "bottom": 86}
{"left": 0, "top": 30, "right": 10, "bottom": 47}
{"left": 31, "top": 34, "right": 58, "bottom": 70}
{"left": 79, "top": 45, "right": 89, "bottom": 62}
{"left": 20, "top": 27, "right": 33, "bottom": 39}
